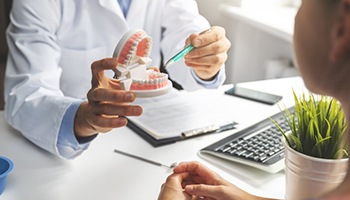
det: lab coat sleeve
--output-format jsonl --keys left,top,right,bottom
{"left": 4, "top": 0, "right": 83, "bottom": 158}
{"left": 160, "top": 0, "right": 226, "bottom": 91}
{"left": 191, "top": 68, "right": 225, "bottom": 89}
{"left": 57, "top": 101, "right": 93, "bottom": 159}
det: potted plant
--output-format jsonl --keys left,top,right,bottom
{"left": 274, "top": 91, "right": 348, "bottom": 200}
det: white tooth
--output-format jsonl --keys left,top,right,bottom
{"left": 139, "top": 80, "right": 144, "bottom": 85}
{"left": 156, "top": 78, "right": 160, "bottom": 85}
{"left": 151, "top": 79, "right": 156, "bottom": 85}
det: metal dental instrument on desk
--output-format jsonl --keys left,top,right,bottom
{"left": 164, "top": 28, "right": 212, "bottom": 68}
{"left": 114, "top": 149, "right": 177, "bottom": 169}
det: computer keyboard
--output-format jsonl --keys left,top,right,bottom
{"left": 199, "top": 107, "right": 294, "bottom": 173}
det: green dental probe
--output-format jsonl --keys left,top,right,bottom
{"left": 163, "top": 28, "right": 211, "bottom": 68}
{"left": 164, "top": 44, "right": 194, "bottom": 68}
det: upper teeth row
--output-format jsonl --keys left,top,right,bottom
{"left": 124, "top": 36, "right": 152, "bottom": 65}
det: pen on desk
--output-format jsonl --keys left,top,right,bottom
{"left": 181, "top": 121, "right": 237, "bottom": 138}
{"left": 164, "top": 28, "right": 212, "bottom": 68}
{"left": 113, "top": 149, "right": 177, "bottom": 169}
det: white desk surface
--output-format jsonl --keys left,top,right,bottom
{"left": 221, "top": 5, "right": 297, "bottom": 43}
{"left": 0, "top": 77, "right": 306, "bottom": 200}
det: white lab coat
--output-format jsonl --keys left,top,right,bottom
{"left": 5, "top": 0, "right": 225, "bottom": 156}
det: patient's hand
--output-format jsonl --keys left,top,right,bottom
{"left": 159, "top": 161, "right": 270, "bottom": 200}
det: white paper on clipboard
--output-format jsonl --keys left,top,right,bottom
{"left": 128, "top": 89, "right": 237, "bottom": 140}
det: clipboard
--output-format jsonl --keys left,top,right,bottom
{"left": 127, "top": 118, "right": 237, "bottom": 147}
{"left": 126, "top": 89, "right": 238, "bottom": 147}
{"left": 127, "top": 120, "right": 181, "bottom": 147}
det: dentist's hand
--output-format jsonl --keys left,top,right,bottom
{"left": 74, "top": 58, "right": 143, "bottom": 138}
{"left": 185, "top": 26, "right": 231, "bottom": 81}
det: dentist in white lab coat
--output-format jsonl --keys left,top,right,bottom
{"left": 5, "top": 0, "right": 231, "bottom": 159}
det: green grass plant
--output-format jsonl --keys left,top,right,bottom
{"left": 274, "top": 91, "right": 348, "bottom": 159}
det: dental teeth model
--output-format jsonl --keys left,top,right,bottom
{"left": 112, "top": 29, "right": 172, "bottom": 97}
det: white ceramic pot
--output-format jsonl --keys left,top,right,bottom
{"left": 283, "top": 135, "right": 348, "bottom": 200}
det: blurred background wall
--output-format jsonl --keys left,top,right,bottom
{"left": 196, "top": 0, "right": 299, "bottom": 84}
